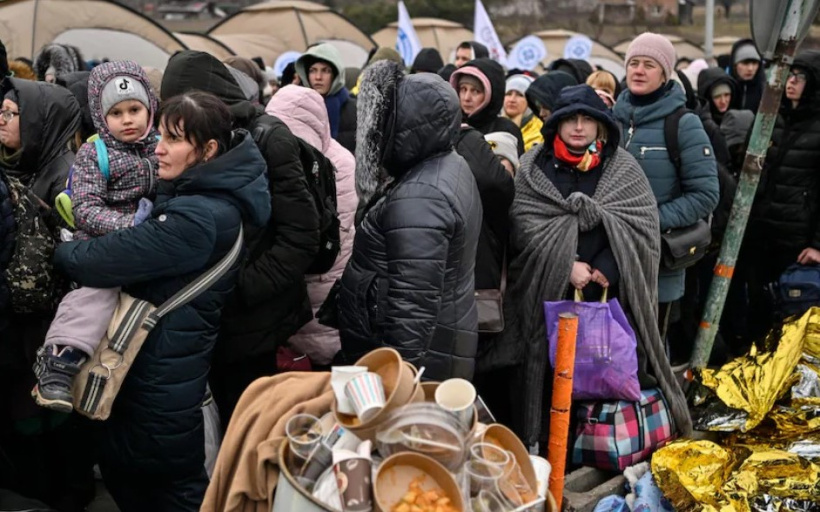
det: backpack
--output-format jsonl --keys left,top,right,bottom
{"left": 771, "top": 264, "right": 820, "bottom": 318}
{"left": 251, "top": 120, "right": 340, "bottom": 275}
{"left": 2, "top": 175, "right": 58, "bottom": 313}
{"left": 664, "top": 107, "right": 735, "bottom": 246}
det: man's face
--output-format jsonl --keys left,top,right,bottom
{"left": 455, "top": 47, "right": 472, "bottom": 68}
{"left": 712, "top": 92, "right": 732, "bottom": 114}
{"left": 308, "top": 62, "right": 334, "bottom": 96}
{"left": 735, "top": 60, "right": 760, "bottom": 81}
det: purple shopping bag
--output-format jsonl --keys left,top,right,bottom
{"left": 545, "top": 290, "right": 641, "bottom": 401}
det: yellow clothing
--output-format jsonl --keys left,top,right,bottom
{"left": 521, "top": 114, "right": 544, "bottom": 152}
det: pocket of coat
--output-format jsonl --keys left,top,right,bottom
{"left": 341, "top": 269, "right": 378, "bottom": 338}
{"left": 639, "top": 146, "right": 668, "bottom": 159}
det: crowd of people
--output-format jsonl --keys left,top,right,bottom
{"left": 0, "top": 30, "right": 819, "bottom": 511}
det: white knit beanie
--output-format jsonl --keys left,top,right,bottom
{"left": 624, "top": 32, "right": 677, "bottom": 81}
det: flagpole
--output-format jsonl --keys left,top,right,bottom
{"left": 704, "top": 0, "right": 715, "bottom": 59}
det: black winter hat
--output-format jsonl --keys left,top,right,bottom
{"left": 411, "top": 48, "right": 444, "bottom": 74}
{"left": 542, "top": 84, "right": 620, "bottom": 147}
{"left": 525, "top": 70, "right": 578, "bottom": 115}
{"left": 548, "top": 58, "right": 594, "bottom": 83}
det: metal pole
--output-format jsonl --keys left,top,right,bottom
{"left": 691, "top": 0, "right": 807, "bottom": 369}
{"left": 704, "top": 0, "right": 715, "bottom": 59}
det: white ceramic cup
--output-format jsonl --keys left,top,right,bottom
{"left": 434, "top": 378, "right": 477, "bottom": 427}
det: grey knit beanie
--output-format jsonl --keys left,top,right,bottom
{"left": 100, "top": 75, "right": 150, "bottom": 117}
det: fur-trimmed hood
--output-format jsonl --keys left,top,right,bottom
{"left": 355, "top": 61, "right": 461, "bottom": 205}
{"left": 34, "top": 43, "right": 85, "bottom": 82}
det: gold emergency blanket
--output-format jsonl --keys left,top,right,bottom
{"left": 652, "top": 441, "right": 820, "bottom": 512}
{"left": 654, "top": 309, "right": 820, "bottom": 511}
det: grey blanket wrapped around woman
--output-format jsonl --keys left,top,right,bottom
{"left": 501, "top": 143, "right": 693, "bottom": 446}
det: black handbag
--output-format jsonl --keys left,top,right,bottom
{"left": 475, "top": 253, "right": 506, "bottom": 334}
{"left": 660, "top": 219, "right": 711, "bottom": 271}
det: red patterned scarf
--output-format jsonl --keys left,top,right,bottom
{"left": 553, "top": 137, "right": 602, "bottom": 172}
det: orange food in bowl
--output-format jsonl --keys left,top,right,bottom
{"left": 390, "top": 476, "right": 457, "bottom": 512}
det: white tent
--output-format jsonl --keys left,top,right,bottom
{"left": 0, "top": 0, "right": 186, "bottom": 69}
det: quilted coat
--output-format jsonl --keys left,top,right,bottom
{"left": 749, "top": 50, "right": 820, "bottom": 256}
{"left": 266, "top": 85, "right": 358, "bottom": 365}
{"left": 338, "top": 65, "right": 482, "bottom": 381}
{"left": 54, "top": 130, "right": 271, "bottom": 477}
{"left": 614, "top": 81, "right": 719, "bottom": 303}
{"left": 0, "top": 174, "right": 14, "bottom": 332}
{"left": 71, "top": 60, "right": 159, "bottom": 239}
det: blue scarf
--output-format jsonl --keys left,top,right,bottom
{"left": 325, "top": 87, "right": 350, "bottom": 139}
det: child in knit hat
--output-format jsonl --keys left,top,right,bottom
{"left": 32, "top": 60, "right": 160, "bottom": 413}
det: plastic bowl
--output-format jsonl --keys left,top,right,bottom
{"left": 374, "top": 451, "right": 465, "bottom": 512}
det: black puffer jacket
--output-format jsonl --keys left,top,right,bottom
{"left": 55, "top": 130, "right": 271, "bottom": 477}
{"left": 339, "top": 68, "right": 482, "bottom": 381}
{"left": 450, "top": 59, "right": 525, "bottom": 155}
{"left": 730, "top": 39, "right": 766, "bottom": 113}
{"left": 750, "top": 50, "right": 820, "bottom": 255}
{"left": 455, "top": 127, "right": 513, "bottom": 289}
{"left": 161, "top": 51, "right": 320, "bottom": 364}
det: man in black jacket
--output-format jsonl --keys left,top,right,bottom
{"left": 729, "top": 39, "right": 765, "bottom": 113}
{"left": 745, "top": 50, "right": 820, "bottom": 341}
{"left": 161, "top": 51, "right": 320, "bottom": 427}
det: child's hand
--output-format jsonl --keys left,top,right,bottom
{"left": 134, "top": 198, "right": 154, "bottom": 226}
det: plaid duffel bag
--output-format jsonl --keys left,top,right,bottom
{"left": 571, "top": 388, "right": 676, "bottom": 471}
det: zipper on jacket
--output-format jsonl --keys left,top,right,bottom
{"left": 625, "top": 118, "right": 635, "bottom": 149}
{"left": 640, "top": 146, "right": 668, "bottom": 158}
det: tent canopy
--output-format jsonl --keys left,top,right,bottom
{"left": 531, "top": 29, "right": 625, "bottom": 78}
{"left": 0, "top": 0, "right": 185, "bottom": 68}
{"left": 174, "top": 32, "right": 236, "bottom": 61}
{"left": 208, "top": 0, "right": 374, "bottom": 67}
{"left": 372, "top": 18, "right": 473, "bottom": 65}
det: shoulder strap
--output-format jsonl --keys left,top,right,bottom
{"left": 142, "top": 225, "right": 244, "bottom": 330}
{"left": 92, "top": 136, "right": 110, "bottom": 181}
{"left": 664, "top": 107, "right": 687, "bottom": 178}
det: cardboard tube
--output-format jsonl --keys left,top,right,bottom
{"left": 548, "top": 312, "right": 578, "bottom": 511}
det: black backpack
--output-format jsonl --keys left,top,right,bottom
{"left": 664, "top": 107, "right": 736, "bottom": 246}
{"left": 251, "top": 120, "right": 341, "bottom": 275}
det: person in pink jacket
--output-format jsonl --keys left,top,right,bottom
{"left": 266, "top": 85, "right": 357, "bottom": 365}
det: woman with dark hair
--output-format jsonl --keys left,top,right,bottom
{"left": 54, "top": 91, "right": 271, "bottom": 511}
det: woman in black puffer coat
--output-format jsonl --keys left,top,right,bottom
{"left": 338, "top": 61, "right": 482, "bottom": 381}
{"left": 745, "top": 50, "right": 820, "bottom": 340}
{"left": 0, "top": 173, "right": 13, "bottom": 334}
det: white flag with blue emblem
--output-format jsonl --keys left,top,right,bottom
{"left": 507, "top": 35, "right": 547, "bottom": 71}
{"left": 396, "top": 1, "right": 422, "bottom": 67}
{"left": 473, "top": 0, "right": 507, "bottom": 66}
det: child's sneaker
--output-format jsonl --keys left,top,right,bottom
{"left": 32, "top": 345, "right": 86, "bottom": 413}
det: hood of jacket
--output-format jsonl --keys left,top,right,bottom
{"left": 87, "top": 61, "right": 159, "bottom": 150}
{"left": 784, "top": 50, "right": 820, "bottom": 118}
{"left": 295, "top": 43, "right": 346, "bottom": 97}
{"left": 525, "top": 71, "right": 578, "bottom": 115}
{"left": 5, "top": 77, "right": 80, "bottom": 174}
{"left": 697, "top": 67, "right": 737, "bottom": 101}
{"left": 730, "top": 39, "right": 764, "bottom": 83}
{"left": 355, "top": 61, "right": 460, "bottom": 203}
{"left": 548, "top": 58, "right": 594, "bottom": 84}
{"left": 265, "top": 84, "right": 330, "bottom": 152}
{"left": 161, "top": 50, "right": 259, "bottom": 128}
{"left": 542, "top": 84, "right": 621, "bottom": 152}
{"left": 163, "top": 129, "right": 270, "bottom": 227}
{"left": 613, "top": 80, "right": 687, "bottom": 127}
{"left": 449, "top": 58, "right": 505, "bottom": 129}
{"left": 56, "top": 71, "right": 94, "bottom": 139}
{"left": 34, "top": 43, "right": 84, "bottom": 81}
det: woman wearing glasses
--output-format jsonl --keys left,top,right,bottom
{"left": 0, "top": 77, "right": 87, "bottom": 509}
{"left": 744, "top": 50, "right": 820, "bottom": 341}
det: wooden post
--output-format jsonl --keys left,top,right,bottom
{"left": 547, "top": 312, "right": 578, "bottom": 511}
